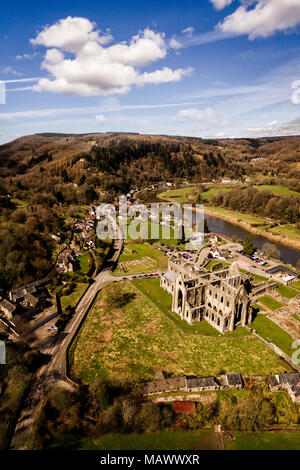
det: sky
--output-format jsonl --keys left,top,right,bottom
{"left": 1, "top": 0, "right": 300, "bottom": 144}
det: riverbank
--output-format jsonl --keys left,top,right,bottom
{"left": 158, "top": 188, "right": 300, "bottom": 253}
{"left": 202, "top": 206, "right": 300, "bottom": 253}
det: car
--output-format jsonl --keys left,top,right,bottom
{"left": 154, "top": 273, "right": 159, "bottom": 277}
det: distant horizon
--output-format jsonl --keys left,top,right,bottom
{"left": 1, "top": 1, "right": 300, "bottom": 143}
{"left": 3, "top": 130, "right": 300, "bottom": 146}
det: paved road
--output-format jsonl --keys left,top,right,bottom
{"left": 10, "top": 234, "right": 123, "bottom": 450}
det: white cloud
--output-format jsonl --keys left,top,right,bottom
{"left": 246, "top": 117, "right": 300, "bottom": 137}
{"left": 16, "top": 53, "right": 37, "bottom": 60}
{"left": 210, "top": 0, "right": 234, "bottom": 11}
{"left": 95, "top": 114, "right": 107, "bottom": 123}
{"left": 218, "top": 0, "right": 300, "bottom": 39}
{"left": 1, "top": 66, "right": 22, "bottom": 76}
{"left": 31, "top": 17, "right": 192, "bottom": 96}
{"left": 175, "top": 107, "right": 216, "bottom": 122}
{"left": 182, "top": 26, "right": 195, "bottom": 36}
{"left": 169, "top": 38, "right": 182, "bottom": 50}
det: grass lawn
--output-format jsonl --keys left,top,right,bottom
{"left": 202, "top": 186, "right": 232, "bottom": 201}
{"left": 268, "top": 224, "right": 300, "bottom": 242}
{"left": 132, "top": 278, "right": 248, "bottom": 338}
{"left": 250, "top": 273, "right": 268, "bottom": 283}
{"left": 77, "top": 253, "right": 92, "bottom": 275}
{"left": 80, "top": 430, "right": 217, "bottom": 450}
{"left": 276, "top": 283, "right": 298, "bottom": 299}
{"left": 60, "top": 283, "right": 88, "bottom": 310}
{"left": 292, "top": 280, "right": 300, "bottom": 291}
{"left": 158, "top": 186, "right": 199, "bottom": 203}
{"left": 251, "top": 315, "right": 294, "bottom": 357}
{"left": 231, "top": 431, "right": 300, "bottom": 450}
{"left": 257, "top": 295, "right": 284, "bottom": 311}
{"left": 69, "top": 281, "right": 291, "bottom": 384}
{"left": 293, "top": 314, "right": 300, "bottom": 322}
{"left": 205, "top": 205, "right": 267, "bottom": 225}
{"left": 159, "top": 185, "right": 233, "bottom": 204}
{"left": 255, "top": 185, "right": 300, "bottom": 198}
{"left": 57, "top": 429, "right": 300, "bottom": 450}
{"left": 114, "top": 242, "right": 168, "bottom": 275}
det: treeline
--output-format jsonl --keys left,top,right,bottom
{"left": 34, "top": 379, "right": 278, "bottom": 450}
{"left": 0, "top": 200, "right": 71, "bottom": 290}
{"left": 0, "top": 341, "right": 44, "bottom": 450}
{"left": 90, "top": 140, "right": 243, "bottom": 193}
{"left": 212, "top": 187, "right": 300, "bottom": 224}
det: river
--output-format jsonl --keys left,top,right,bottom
{"left": 204, "top": 214, "right": 300, "bottom": 268}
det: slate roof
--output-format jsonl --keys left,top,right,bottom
{"left": 276, "top": 373, "right": 300, "bottom": 386}
{"left": 145, "top": 376, "right": 186, "bottom": 394}
{"left": 266, "top": 265, "right": 297, "bottom": 276}
{"left": 225, "top": 373, "right": 243, "bottom": 387}
{"left": 186, "top": 376, "right": 219, "bottom": 389}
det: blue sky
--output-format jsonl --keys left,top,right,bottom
{"left": 1, "top": 0, "right": 300, "bottom": 143}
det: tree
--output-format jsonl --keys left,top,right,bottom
{"left": 219, "top": 391, "right": 275, "bottom": 431}
{"left": 243, "top": 234, "right": 255, "bottom": 256}
{"left": 262, "top": 243, "right": 280, "bottom": 260}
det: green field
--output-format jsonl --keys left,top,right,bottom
{"left": 158, "top": 186, "right": 199, "bottom": 203}
{"left": 159, "top": 185, "right": 233, "bottom": 204}
{"left": 60, "top": 283, "right": 88, "bottom": 310}
{"left": 231, "top": 431, "right": 300, "bottom": 450}
{"left": 132, "top": 278, "right": 248, "bottom": 337}
{"left": 257, "top": 295, "right": 284, "bottom": 311}
{"left": 205, "top": 205, "right": 267, "bottom": 225}
{"left": 255, "top": 185, "right": 300, "bottom": 198}
{"left": 64, "top": 429, "right": 300, "bottom": 450}
{"left": 292, "top": 281, "right": 300, "bottom": 291}
{"left": 69, "top": 281, "right": 292, "bottom": 384}
{"left": 251, "top": 315, "right": 294, "bottom": 357}
{"left": 114, "top": 242, "right": 168, "bottom": 275}
{"left": 77, "top": 253, "right": 92, "bottom": 274}
{"left": 268, "top": 224, "right": 300, "bottom": 242}
{"left": 276, "top": 283, "right": 298, "bottom": 299}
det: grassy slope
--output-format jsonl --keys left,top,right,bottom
{"left": 69, "top": 281, "right": 291, "bottom": 383}
{"left": 251, "top": 315, "right": 294, "bottom": 357}
{"left": 255, "top": 185, "right": 300, "bottom": 198}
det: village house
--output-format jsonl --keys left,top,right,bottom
{"left": 145, "top": 371, "right": 241, "bottom": 395}
{"left": 269, "top": 373, "right": 300, "bottom": 403}
{"left": 0, "top": 299, "right": 16, "bottom": 321}
{"left": 57, "top": 248, "right": 74, "bottom": 273}
{"left": 222, "top": 373, "right": 243, "bottom": 389}
{"left": 266, "top": 266, "right": 298, "bottom": 286}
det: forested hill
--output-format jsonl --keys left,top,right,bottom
{"left": 0, "top": 132, "right": 299, "bottom": 289}
{"left": 0, "top": 132, "right": 300, "bottom": 195}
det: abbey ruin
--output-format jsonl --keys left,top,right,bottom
{"left": 160, "top": 250, "right": 252, "bottom": 334}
